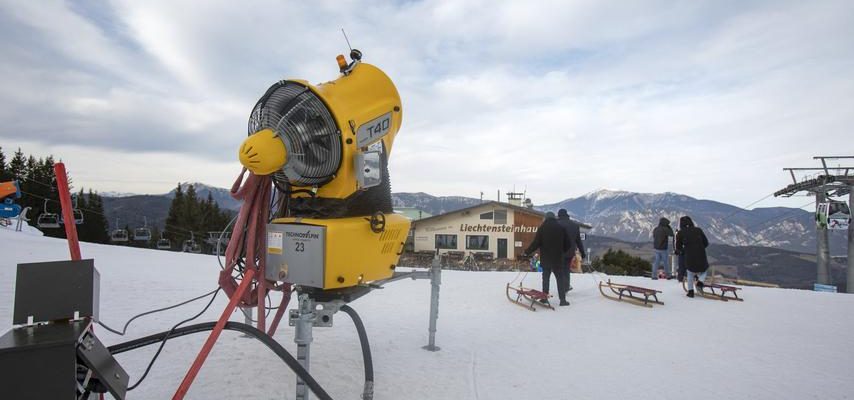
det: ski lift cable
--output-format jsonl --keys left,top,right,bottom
{"left": 21, "top": 189, "right": 214, "bottom": 238}
{"left": 719, "top": 192, "right": 776, "bottom": 222}
{"left": 741, "top": 200, "right": 816, "bottom": 247}
{"left": 19, "top": 176, "right": 216, "bottom": 237}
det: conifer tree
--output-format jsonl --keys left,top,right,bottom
{"left": 8, "top": 149, "right": 26, "bottom": 179}
{"left": 0, "top": 147, "right": 8, "bottom": 181}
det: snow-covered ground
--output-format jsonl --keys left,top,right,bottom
{"left": 1, "top": 224, "right": 853, "bottom": 399}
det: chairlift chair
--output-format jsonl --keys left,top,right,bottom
{"left": 183, "top": 232, "right": 202, "bottom": 253}
{"left": 156, "top": 232, "right": 172, "bottom": 250}
{"left": 133, "top": 217, "right": 152, "bottom": 241}
{"left": 55, "top": 195, "right": 84, "bottom": 225}
{"left": 72, "top": 194, "right": 84, "bottom": 224}
{"left": 36, "top": 199, "right": 61, "bottom": 229}
{"left": 110, "top": 217, "right": 129, "bottom": 242}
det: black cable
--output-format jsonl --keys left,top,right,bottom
{"left": 107, "top": 321, "right": 333, "bottom": 400}
{"left": 97, "top": 288, "right": 219, "bottom": 336}
{"left": 124, "top": 288, "right": 221, "bottom": 391}
{"left": 339, "top": 304, "right": 374, "bottom": 399}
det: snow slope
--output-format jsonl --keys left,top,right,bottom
{"left": 1, "top": 226, "right": 853, "bottom": 400}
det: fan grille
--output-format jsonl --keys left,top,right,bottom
{"left": 248, "top": 81, "right": 342, "bottom": 186}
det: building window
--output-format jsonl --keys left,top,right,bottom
{"left": 466, "top": 235, "right": 489, "bottom": 250}
{"left": 494, "top": 210, "right": 507, "bottom": 224}
{"left": 435, "top": 234, "right": 458, "bottom": 249}
{"left": 480, "top": 212, "right": 493, "bottom": 220}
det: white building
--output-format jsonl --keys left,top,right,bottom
{"left": 411, "top": 201, "right": 590, "bottom": 261}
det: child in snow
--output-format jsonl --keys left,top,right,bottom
{"left": 530, "top": 253, "right": 542, "bottom": 272}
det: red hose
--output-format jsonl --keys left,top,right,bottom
{"left": 218, "top": 168, "right": 271, "bottom": 307}
{"left": 175, "top": 169, "right": 293, "bottom": 399}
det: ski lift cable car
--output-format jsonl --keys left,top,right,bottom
{"left": 134, "top": 216, "right": 152, "bottom": 242}
{"left": 816, "top": 199, "right": 851, "bottom": 230}
{"left": 156, "top": 232, "right": 172, "bottom": 250}
{"left": 36, "top": 199, "right": 61, "bottom": 229}
{"left": 111, "top": 217, "right": 129, "bottom": 242}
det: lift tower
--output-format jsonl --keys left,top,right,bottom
{"left": 774, "top": 156, "right": 854, "bottom": 292}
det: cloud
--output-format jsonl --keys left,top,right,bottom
{"left": 1, "top": 0, "right": 852, "bottom": 209}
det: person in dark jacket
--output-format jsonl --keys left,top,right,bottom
{"left": 674, "top": 216, "right": 709, "bottom": 298}
{"left": 557, "top": 209, "right": 586, "bottom": 292}
{"left": 651, "top": 217, "right": 674, "bottom": 279}
{"left": 524, "top": 211, "right": 571, "bottom": 306}
{"left": 674, "top": 228, "right": 687, "bottom": 282}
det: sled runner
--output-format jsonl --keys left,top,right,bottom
{"left": 682, "top": 280, "right": 743, "bottom": 301}
{"left": 506, "top": 270, "right": 555, "bottom": 311}
{"left": 506, "top": 283, "right": 555, "bottom": 311}
{"left": 598, "top": 279, "right": 663, "bottom": 308}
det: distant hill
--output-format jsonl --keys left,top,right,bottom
{"left": 391, "top": 192, "right": 482, "bottom": 215}
{"left": 102, "top": 182, "right": 239, "bottom": 230}
{"left": 100, "top": 186, "right": 846, "bottom": 255}
{"left": 583, "top": 234, "right": 848, "bottom": 291}
{"left": 537, "top": 189, "right": 847, "bottom": 254}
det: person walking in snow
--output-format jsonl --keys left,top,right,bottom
{"left": 674, "top": 229, "right": 687, "bottom": 282}
{"left": 651, "top": 217, "right": 674, "bottom": 279}
{"left": 557, "top": 209, "right": 586, "bottom": 292}
{"left": 524, "top": 211, "right": 571, "bottom": 306}
{"left": 674, "top": 216, "right": 709, "bottom": 298}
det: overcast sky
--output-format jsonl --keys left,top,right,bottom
{"left": 1, "top": 0, "right": 852, "bottom": 208}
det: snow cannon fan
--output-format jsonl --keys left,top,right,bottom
{"left": 239, "top": 50, "right": 409, "bottom": 291}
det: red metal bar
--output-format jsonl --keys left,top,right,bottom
{"left": 173, "top": 268, "right": 256, "bottom": 400}
{"left": 266, "top": 286, "right": 291, "bottom": 337}
{"left": 54, "top": 163, "right": 81, "bottom": 261}
{"left": 256, "top": 278, "right": 266, "bottom": 332}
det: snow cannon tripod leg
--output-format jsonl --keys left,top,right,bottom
{"left": 293, "top": 294, "right": 315, "bottom": 400}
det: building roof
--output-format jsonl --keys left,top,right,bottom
{"left": 394, "top": 207, "right": 432, "bottom": 221}
{"left": 412, "top": 201, "right": 593, "bottom": 229}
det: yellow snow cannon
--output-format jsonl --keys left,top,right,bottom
{"left": 239, "top": 49, "right": 410, "bottom": 291}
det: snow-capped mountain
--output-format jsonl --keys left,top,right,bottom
{"left": 100, "top": 187, "right": 842, "bottom": 254}
{"left": 538, "top": 189, "right": 844, "bottom": 253}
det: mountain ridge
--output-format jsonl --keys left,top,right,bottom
{"left": 99, "top": 186, "right": 846, "bottom": 254}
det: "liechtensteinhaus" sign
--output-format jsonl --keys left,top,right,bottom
{"left": 459, "top": 223, "right": 538, "bottom": 233}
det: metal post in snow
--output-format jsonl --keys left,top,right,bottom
{"left": 423, "top": 255, "right": 441, "bottom": 352}
{"left": 848, "top": 188, "right": 854, "bottom": 293}
{"left": 817, "top": 190, "right": 831, "bottom": 285}
{"left": 294, "top": 294, "right": 315, "bottom": 400}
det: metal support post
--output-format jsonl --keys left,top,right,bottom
{"left": 817, "top": 191, "right": 831, "bottom": 285}
{"left": 239, "top": 307, "right": 253, "bottom": 337}
{"left": 848, "top": 188, "right": 854, "bottom": 293}
{"left": 423, "top": 255, "right": 442, "bottom": 352}
{"left": 293, "top": 294, "right": 315, "bottom": 400}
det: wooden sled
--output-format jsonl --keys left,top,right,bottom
{"left": 682, "top": 280, "right": 743, "bottom": 302}
{"left": 598, "top": 279, "right": 663, "bottom": 308}
{"left": 506, "top": 283, "right": 555, "bottom": 311}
